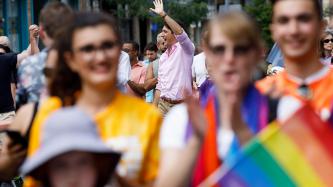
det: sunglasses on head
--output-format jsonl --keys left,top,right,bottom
{"left": 323, "top": 39, "right": 333, "bottom": 44}
{"left": 208, "top": 44, "right": 252, "bottom": 56}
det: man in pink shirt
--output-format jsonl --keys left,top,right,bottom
{"left": 123, "top": 41, "right": 147, "bottom": 98}
{"left": 151, "top": 0, "right": 195, "bottom": 115}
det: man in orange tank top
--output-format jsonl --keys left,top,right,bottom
{"left": 256, "top": 0, "right": 333, "bottom": 122}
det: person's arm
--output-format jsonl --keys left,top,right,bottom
{"left": 0, "top": 103, "right": 34, "bottom": 180}
{"left": 144, "top": 63, "right": 158, "bottom": 91}
{"left": 150, "top": 0, "right": 182, "bottom": 35}
{"left": 144, "top": 78, "right": 158, "bottom": 91}
{"left": 150, "top": 0, "right": 194, "bottom": 54}
{"left": 127, "top": 80, "right": 146, "bottom": 96}
{"left": 17, "top": 25, "right": 39, "bottom": 64}
{"left": 11, "top": 83, "right": 16, "bottom": 107}
{"left": 156, "top": 96, "right": 207, "bottom": 187}
{"left": 153, "top": 89, "right": 161, "bottom": 106}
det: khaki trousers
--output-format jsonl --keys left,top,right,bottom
{"left": 158, "top": 99, "right": 176, "bottom": 116}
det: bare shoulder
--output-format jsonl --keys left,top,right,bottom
{"left": 10, "top": 103, "right": 35, "bottom": 135}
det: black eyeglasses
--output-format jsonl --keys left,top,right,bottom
{"left": 76, "top": 41, "right": 119, "bottom": 54}
{"left": 323, "top": 39, "right": 333, "bottom": 44}
{"left": 208, "top": 44, "right": 252, "bottom": 56}
{"left": 74, "top": 40, "right": 120, "bottom": 62}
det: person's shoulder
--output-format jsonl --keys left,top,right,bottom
{"left": 194, "top": 52, "right": 205, "bottom": 59}
{"left": 119, "top": 51, "right": 130, "bottom": 62}
{"left": 117, "top": 93, "right": 161, "bottom": 117}
{"left": 255, "top": 73, "right": 282, "bottom": 94}
{"left": 38, "top": 97, "right": 63, "bottom": 113}
{"left": 20, "top": 52, "right": 45, "bottom": 66}
{"left": 0, "top": 53, "right": 16, "bottom": 62}
{"left": 326, "top": 66, "right": 333, "bottom": 76}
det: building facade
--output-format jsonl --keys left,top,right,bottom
{"left": 0, "top": 0, "right": 99, "bottom": 52}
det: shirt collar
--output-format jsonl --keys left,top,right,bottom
{"left": 132, "top": 61, "right": 143, "bottom": 68}
{"left": 166, "top": 43, "right": 178, "bottom": 56}
{"left": 286, "top": 66, "right": 330, "bottom": 85}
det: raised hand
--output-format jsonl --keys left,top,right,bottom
{"left": 150, "top": 0, "right": 166, "bottom": 17}
{"left": 29, "top": 24, "right": 39, "bottom": 39}
{"left": 185, "top": 93, "right": 207, "bottom": 140}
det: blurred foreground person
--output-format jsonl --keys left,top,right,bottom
{"left": 256, "top": 0, "right": 333, "bottom": 122}
{"left": 156, "top": 11, "right": 277, "bottom": 187}
{"left": 21, "top": 107, "right": 121, "bottom": 187}
{"left": 0, "top": 48, "right": 58, "bottom": 182}
{"left": 16, "top": 2, "right": 73, "bottom": 108}
{"left": 26, "top": 12, "right": 162, "bottom": 187}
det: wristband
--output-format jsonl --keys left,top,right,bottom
{"left": 161, "top": 13, "right": 167, "bottom": 19}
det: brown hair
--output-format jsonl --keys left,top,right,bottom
{"left": 39, "top": 2, "right": 73, "bottom": 38}
{"left": 271, "top": 0, "right": 323, "bottom": 20}
{"left": 202, "top": 11, "right": 263, "bottom": 51}
{"left": 49, "top": 11, "right": 121, "bottom": 105}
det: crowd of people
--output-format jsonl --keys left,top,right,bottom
{"left": 0, "top": 0, "right": 332, "bottom": 186}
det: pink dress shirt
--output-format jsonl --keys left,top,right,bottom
{"left": 127, "top": 62, "right": 146, "bottom": 97}
{"left": 156, "top": 31, "right": 195, "bottom": 100}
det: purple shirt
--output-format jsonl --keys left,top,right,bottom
{"left": 156, "top": 31, "right": 194, "bottom": 100}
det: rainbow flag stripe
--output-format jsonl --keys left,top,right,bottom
{"left": 216, "top": 105, "right": 333, "bottom": 187}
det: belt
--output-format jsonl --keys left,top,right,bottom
{"left": 161, "top": 97, "right": 184, "bottom": 104}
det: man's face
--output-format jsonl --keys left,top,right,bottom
{"left": 157, "top": 34, "right": 167, "bottom": 53}
{"left": 122, "top": 43, "right": 137, "bottom": 62}
{"left": 145, "top": 50, "right": 157, "bottom": 62}
{"left": 271, "top": 0, "right": 323, "bottom": 61}
{"left": 161, "top": 26, "right": 176, "bottom": 48}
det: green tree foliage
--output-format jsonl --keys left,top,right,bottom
{"left": 244, "top": 0, "right": 273, "bottom": 50}
{"left": 103, "top": 0, "right": 208, "bottom": 28}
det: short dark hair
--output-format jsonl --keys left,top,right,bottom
{"left": 124, "top": 41, "right": 139, "bottom": 52}
{"left": 271, "top": 0, "right": 323, "bottom": 20}
{"left": 144, "top": 42, "right": 158, "bottom": 52}
{"left": 163, "top": 19, "right": 186, "bottom": 34}
{"left": 0, "top": 44, "right": 11, "bottom": 53}
{"left": 39, "top": 2, "right": 73, "bottom": 38}
{"left": 50, "top": 11, "right": 121, "bottom": 105}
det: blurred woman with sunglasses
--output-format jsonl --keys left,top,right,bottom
{"left": 156, "top": 11, "right": 278, "bottom": 187}
{"left": 320, "top": 30, "right": 333, "bottom": 65}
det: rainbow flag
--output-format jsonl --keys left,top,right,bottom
{"left": 200, "top": 105, "right": 333, "bottom": 187}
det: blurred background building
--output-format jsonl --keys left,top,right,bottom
{"left": 0, "top": 0, "right": 329, "bottom": 52}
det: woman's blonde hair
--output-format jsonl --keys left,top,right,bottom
{"left": 202, "top": 11, "right": 263, "bottom": 51}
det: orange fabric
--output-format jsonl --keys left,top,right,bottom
{"left": 256, "top": 68, "right": 333, "bottom": 114}
{"left": 192, "top": 95, "right": 220, "bottom": 187}
{"left": 27, "top": 97, "right": 62, "bottom": 157}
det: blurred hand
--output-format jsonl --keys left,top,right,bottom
{"left": 6, "top": 140, "right": 26, "bottom": 167}
{"left": 0, "top": 139, "right": 26, "bottom": 180}
{"left": 29, "top": 24, "right": 39, "bottom": 38}
{"left": 150, "top": 0, "right": 165, "bottom": 17}
{"left": 185, "top": 93, "right": 207, "bottom": 140}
